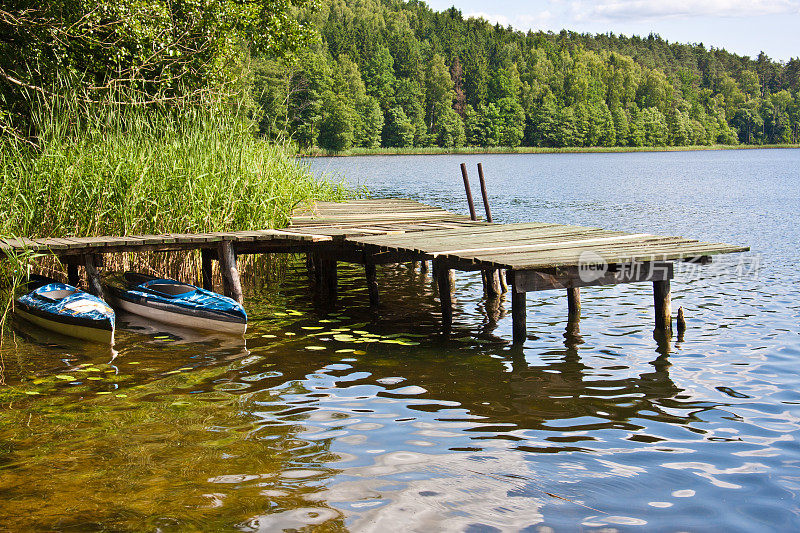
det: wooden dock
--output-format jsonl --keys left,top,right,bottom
{"left": 1, "top": 199, "right": 748, "bottom": 342}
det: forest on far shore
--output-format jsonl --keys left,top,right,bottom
{"left": 254, "top": 0, "right": 800, "bottom": 151}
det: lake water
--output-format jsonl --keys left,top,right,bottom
{"left": 2, "top": 149, "right": 800, "bottom": 531}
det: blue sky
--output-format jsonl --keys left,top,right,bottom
{"left": 425, "top": 0, "right": 800, "bottom": 62}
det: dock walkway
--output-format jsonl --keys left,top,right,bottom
{"left": 1, "top": 199, "right": 748, "bottom": 342}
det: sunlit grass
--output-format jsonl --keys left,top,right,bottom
{"left": 0, "top": 102, "right": 349, "bottom": 238}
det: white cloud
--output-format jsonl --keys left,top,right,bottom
{"left": 571, "top": 0, "right": 800, "bottom": 21}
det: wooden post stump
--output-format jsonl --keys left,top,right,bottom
{"left": 511, "top": 289, "right": 527, "bottom": 344}
{"left": 318, "top": 257, "right": 338, "bottom": 305}
{"left": 67, "top": 263, "right": 80, "bottom": 287}
{"left": 567, "top": 287, "right": 581, "bottom": 319}
{"left": 499, "top": 269, "right": 508, "bottom": 293}
{"left": 653, "top": 280, "right": 672, "bottom": 332}
{"left": 84, "top": 255, "right": 104, "bottom": 299}
{"left": 434, "top": 258, "right": 453, "bottom": 332}
{"left": 201, "top": 249, "right": 214, "bottom": 291}
{"left": 365, "top": 263, "right": 379, "bottom": 307}
{"left": 218, "top": 241, "right": 243, "bottom": 304}
{"left": 484, "top": 268, "right": 501, "bottom": 299}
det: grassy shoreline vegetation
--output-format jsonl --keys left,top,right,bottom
{"left": 0, "top": 103, "right": 347, "bottom": 240}
{"left": 0, "top": 98, "right": 349, "bottom": 349}
{"left": 302, "top": 143, "right": 800, "bottom": 157}
{"left": 0, "top": 0, "right": 344, "bottom": 348}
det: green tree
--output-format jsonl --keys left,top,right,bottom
{"left": 639, "top": 107, "right": 669, "bottom": 146}
{"left": 611, "top": 104, "right": 630, "bottom": 146}
{"left": 364, "top": 46, "right": 396, "bottom": 108}
{"left": 1, "top": 0, "right": 316, "bottom": 136}
{"left": 435, "top": 104, "right": 466, "bottom": 147}
{"left": 382, "top": 106, "right": 414, "bottom": 147}
{"left": 354, "top": 96, "right": 384, "bottom": 148}
{"left": 495, "top": 97, "right": 526, "bottom": 147}
{"left": 318, "top": 93, "right": 355, "bottom": 151}
{"left": 425, "top": 53, "right": 455, "bottom": 131}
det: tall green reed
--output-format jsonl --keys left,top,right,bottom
{"left": 0, "top": 93, "right": 351, "bottom": 359}
{"left": 1, "top": 98, "right": 348, "bottom": 239}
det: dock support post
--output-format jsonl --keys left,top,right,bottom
{"left": 201, "top": 249, "right": 214, "bottom": 291}
{"left": 84, "top": 255, "right": 105, "bottom": 299}
{"left": 218, "top": 241, "right": 244, "bottom": 304}
{"left": 365, "top": 263, "right": 379, "bottom": 307}
{"left": 653, "top": 280, "right": 672, "bottom": 332}
{"left": 499, "top": 269, "right": 508, "bottom": 293}
{"left": 434, "top": 258, "right": 453, "bottom": 332}
{"left": 67, "top": 263, "right": 80, "bottom": 287}
{"left": 567, "top": 287, "right": 581, "bottom": 319}
{"left": 319, "top": 257, "right": 338, "bottom": 305}
{"left": 511, "top": 289, "right": 526, "bottom": 344}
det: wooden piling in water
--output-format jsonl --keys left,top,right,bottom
{"left": 460, "top": 163, "right": 477, "bottom": 220}
{"left": 477, "top": 163, "right": 492, "bottom": 223}
{"left": 318, "top": 257, "right": 338, "bottom": 305}
{"left": 476, "top": 163, "right": 502, "bottom": 297}
{"left": 677, "top": 306, "right": 686, "bottom": 334}
{"left": 365, "top": 262, "right": 379, "bottom": 307}
{"left": 84, "top": 255, "right": 104, "bottom": 299}
{"left": 653, "top": 280, "right": 672, "bottom": 332}
{"left": 218, "top": 241, "right": 243, "bottom": 304}
{"left": 67, "top": 263, "right": 79, "bottom": 287}
{"left": 511, "top": 287, "right": 527, "bottom": 344}
{"left": 434, "top": 258, "right": 453, "bottom": 332}
{"left": 201, "top": 249, "right": 214, "bottom": 291}
{"left": 567, "top": 287, "right": 581, "bottom": 318}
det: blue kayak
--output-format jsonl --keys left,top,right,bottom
{"left": 15, "top": 278, "right": 115, "bottom": 344}
{"left": 106, "top": 273, "right": 247, "bottom": 334}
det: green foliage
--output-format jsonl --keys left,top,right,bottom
{"left": 354, "top": 96, "right": 384, "bottom": 148}
{"left": 0, "top": 99, "right": 348, "bottom": 239}
{"left": 318, "top": 93, "right": 355, "bottom": 151}
{"left": 382, "top": 107, "right": 414, "bottom": 147}
{"left": 0, "top": 0, "right": 316, "bottom": 137}
{"left": 250, "top": 0, "right": 800, "bottom": 152}
{"left": 435, "top": 105, "right": 466, "bottom": 148}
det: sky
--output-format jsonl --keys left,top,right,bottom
{"left": 425, "top": 0, "right": 800, "bottom": 62}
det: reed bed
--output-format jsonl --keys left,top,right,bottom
{"left": 0, "top": 98, "right": 352, "bottom": 355}
{"left": 1, "top": 105, "right": 348, "bottom": 238}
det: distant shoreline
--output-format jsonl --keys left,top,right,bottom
{"left": 301, "top": 143, "right": 800, "bottom": 157}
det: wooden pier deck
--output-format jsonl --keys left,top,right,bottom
{"left": 1, "top": 199, "right": 748, "bottom": 342}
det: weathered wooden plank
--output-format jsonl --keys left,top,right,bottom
{"left": 354, "top": 228, "right": 626, "bottom": 256}
{"left": 350, "top": 222, "right": 561, "bottom": 243}
{"left": 431, "top": 233, "right": 656, "bottom": 257}
{"left": 395, "top": 229, "right": 633, "bottom": 254}
{"left": 443, "top": 236, "right": 695, "bottom": 264}
{"left": 495, "top": 242, "right": 748, "bottom": 270}
{"left": 512, "top": 261, "right": 674, "bottom": 292}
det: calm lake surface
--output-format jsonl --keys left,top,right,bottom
{"left": 2, "top": 149, "right": 800, "bottom": 531}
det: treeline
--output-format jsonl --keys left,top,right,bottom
{"left": 254, "top": 0, "right": 800, "bottom": 151}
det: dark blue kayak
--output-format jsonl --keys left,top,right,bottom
{"left": 106, "top": 272, "right": 247, "bottom": 334}
{"left": 15, "top": 277, "right": 115, "bottom": 344}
